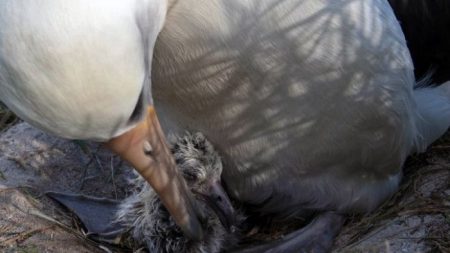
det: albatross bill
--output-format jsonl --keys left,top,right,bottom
{"left": 106, "top": 107, "right": 204, "bottom": 240}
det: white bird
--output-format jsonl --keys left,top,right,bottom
{"left": 0, "top": 0, "right": 203, "bottom": 240}
{"left": 151, "top": 0, "right": 450, "bottom": 251}
{"left": 1, "top": 0, "right": 450, "bottom": 252}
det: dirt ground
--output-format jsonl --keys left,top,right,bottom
{"left": 0, "top": 122, "right": 448, "bottom": 253}
{"left": 0, "top": 122, "right": 133, "bottom": 253}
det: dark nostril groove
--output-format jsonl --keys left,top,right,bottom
{"left": 216, "top": 195, "right": 222, "bottom": 202}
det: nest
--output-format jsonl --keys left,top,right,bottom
{"left": 0, "top": 109, "right": 448, "bottom": 253}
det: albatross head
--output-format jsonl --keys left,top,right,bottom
{"left": 0, "top": 0, "right": 203, "bottom": 240}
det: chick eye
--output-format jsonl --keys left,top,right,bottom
{"left": 182, "top": 171, "right": 199, "bottom": 182}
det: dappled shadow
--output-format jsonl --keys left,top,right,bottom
{"left": 152, "top": 0, "right": 417, "bottom": 217}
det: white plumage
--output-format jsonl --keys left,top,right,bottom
{"left": 0, "top": 0, "right": 166, "bottom": 140}
{"left": 1, "top": 0, "right": 450, "bottom": 251}
{"left": 153, "top": 0, "right": 450, "bottom": 216}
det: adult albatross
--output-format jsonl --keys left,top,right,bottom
{"left": 0, "top": 0, "right": 204, "bottom": 240}
{"left": 151, "top": 0, "right": 450, "bottom": 251}
{"left": 1, "top": 0, "right": 450, "bottom": 252}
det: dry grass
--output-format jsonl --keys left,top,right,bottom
{"left": 334, "top": 133, "right": 450, "bottom": 252}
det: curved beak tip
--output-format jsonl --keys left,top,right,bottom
{"left": 206, "top": 181, "right": 236, "bottom": 232}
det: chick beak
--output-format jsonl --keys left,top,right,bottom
{"left": 203, "top": 180, "right": 236, "bottom": 232}
{"left": 106, "top": 106, "right": 203, "bottom": 240}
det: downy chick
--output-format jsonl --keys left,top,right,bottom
{"left": 116, "top": 132, "right": 241, "bottom": 253}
